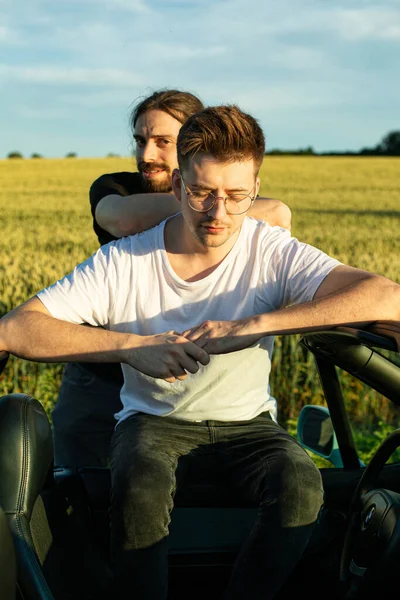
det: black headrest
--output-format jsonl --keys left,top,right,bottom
{"left": 0, "top": 394, "right": 54, "bottom": 516}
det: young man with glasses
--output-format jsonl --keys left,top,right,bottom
{"left": 52, "top": 89, "right": 292, "bottom": 470}
{"left": 1, "top": 104, "right": 399, "bottom": 599}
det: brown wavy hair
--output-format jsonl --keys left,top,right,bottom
{"left": 177, "top": 105, "right": 265, "bottom": 175}
{"left": 130, "top": 89, "right": 205, "bottom": 132}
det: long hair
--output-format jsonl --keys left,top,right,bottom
{"left": 130, "top": 89, "right": 205, "bottom": 132}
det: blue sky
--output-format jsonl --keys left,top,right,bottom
{"left": 1, "top": 0, "right": 399, "bottom": 158}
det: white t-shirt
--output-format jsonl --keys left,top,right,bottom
{"left": 37, "top": 218, "right": 341, "bottom": 425}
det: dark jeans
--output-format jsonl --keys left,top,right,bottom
{"left": 109, "top": 412, "right": 324, "bottom": 600}
{"left": 52, "top": 363, "right": 122, "bottom": 468}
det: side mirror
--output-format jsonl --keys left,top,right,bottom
{"left": 297, "top": 405, "right": 343, "bottom": 468}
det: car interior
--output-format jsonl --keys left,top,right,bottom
{"left": 0, "top": 321, "right": 399, "bottom": 600}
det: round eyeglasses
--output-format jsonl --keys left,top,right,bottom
{"left": 181, "top": 177, "right": 257, "bottom": 215}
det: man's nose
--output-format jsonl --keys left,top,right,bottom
{"left": 141, "top": 141, "right": 158, "bottom": 163}
{"left": 208, "top": 197, "right": 228, "bottom": 219}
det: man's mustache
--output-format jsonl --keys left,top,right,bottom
{"left": 138, "top": 161, "right": 171, "bottom": 173}
{"left": 200, "top": 220, "right": 229, "bottom": 227}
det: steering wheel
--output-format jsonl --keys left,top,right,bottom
{"left": 0, "top": 351, "right": 9, "bottom": 376}
{"left": 340, "top": 429, "right": 400, "bottom": 595}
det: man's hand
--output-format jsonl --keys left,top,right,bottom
{"left": 126, "top": 330, "right": 210, "bottom": 383}
{"left": 0, "top": 298, "right": 210, "bottom": 383}
{"left": 182, "top": 319, "right": 262, "bottom": 355}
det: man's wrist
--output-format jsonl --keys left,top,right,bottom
{"left": 243, "top": 314, "right": 269, "bottom": 338}
{"left": 117, "top": 332, "right": 142, "bottom": 365}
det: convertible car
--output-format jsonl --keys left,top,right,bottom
{"left": 0, "top": 321, "right": 399, "bottom": 600}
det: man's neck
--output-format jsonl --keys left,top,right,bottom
{"left": 164, "top": 215, "right": 241, "bottom": 282}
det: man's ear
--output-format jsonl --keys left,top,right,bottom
{"left": 255, "top": 176, "right": 261, "bottom": 197}
{"left": 172, "top": 169, "right": 182, "bottom": 203}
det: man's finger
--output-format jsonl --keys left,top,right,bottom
{"left": 185, "top": 341, "right": 210, "bottom": 365}
{"left": 175, "top": 374, "right": 188, "bottom": 381}
{"left": 191, "top": 337, "right": 208, "bottom": 349}
{"left": 181, "top": 324, "right": 205, "bottom": 340}
{"left": 179, "top": 356, "right": 202, "bottom": 375}
{"left": 169, "top": 365, "right": 188, "bottom": 380}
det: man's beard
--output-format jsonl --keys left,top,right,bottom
{"left": 138, "top": 161, "right": 173, "bottom": 193}
{"left": 190, "top": 219, "right": 235, "bottom": 248}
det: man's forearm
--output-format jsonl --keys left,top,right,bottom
{"left": 95, "top": 193, "right": 180, "bottom": 237}
{"left": 182, "top": 275, "right": 400, "bottom": 355}
{"left": 0, "top": 307, "right": 132, "bottom": 363}
{"left": 252, "top": 276, "right": 400, "bottom": 337}
{"left": 0, "top": 302, "right": 210, "bottom": 382}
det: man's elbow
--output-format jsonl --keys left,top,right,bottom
{"left": 0, "top": 350, "right": 9, "bottom": 364}
{"left": 389, "top": 283, "right": 400, "bottom": 320}
{"left": 0, "top": 313, "right": 15, "bottom": 356}
{"left": 97, "top": 216, "right": 138, "bottom": 238}
{"left": 273, "top": 203, "right": 292, "bottom": 230}
{"left": 96, "top": 197, "right": 141, "bottom": 238}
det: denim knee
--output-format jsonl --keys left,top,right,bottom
{"left": 111, "top": 458, "right": 176, "bottom": 550}
{"left": 277, "top": 450, "right": 324, "bottom": 527}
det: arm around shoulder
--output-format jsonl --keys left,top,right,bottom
{"left": 95, "top": 192, "right": 180, "bottom": 237}
{"left": 248, "top": 198, "right": 292, "bottom": 230}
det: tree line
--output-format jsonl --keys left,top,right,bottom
{"left": 5, "top": 131, "right": 400, "bottom": 159}
{"left": 267, "top": 130, "right": 400, "bottom": 156}
{"left": 5, "top": 152, "right": 120, "bottom": 159}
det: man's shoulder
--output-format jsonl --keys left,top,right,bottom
{"left": 98, "top": 219, "right": 164, "bottom": 259}
{"left": 90, "top": 171, "right": 143, "bottom": 196}
{"left": 244, "top": 216, "right": 291, "bottom": 240}
{"left": 241, "top": 218, "right": 295, "bottom": 261}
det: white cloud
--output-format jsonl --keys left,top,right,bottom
{"left": 15, "top": 106, "right": 73, "bottom": 119}
{"left": 0, "top": 23, "right": 26, "bottom": 45}
{"left": 101, "top": 0, "right": 152, "bottom": 13}
{"left": 204, "top": 80, "right": 354, "bottom": 113}
{"left": 137, "top": 43, "right": 227, "bottom": 61}
{"left": 0, "top": 64, "right": 143, "bottom": 86}
{"left": 194, "top": 1, "right": 400, "bottom": 42}
{"left": 74, "top": 0, "right": 153, "bottom": 13}
{"left": 259, "top": 46, "right": 326, "bottom": 70}
{"left": 0, "top": 25, "right": 11, "bottom": 42}
{"left": 333, "top": 8, "right": 400, "bottom": 41}
{"left": 60, "top": 89, "right": 138, "bottom": 107}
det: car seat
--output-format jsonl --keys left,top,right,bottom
{"left": 0, "top": 393, "right": 113, "bottom": 600}
{"left": 0, "top": 503, "right": 17, "bottom": 600}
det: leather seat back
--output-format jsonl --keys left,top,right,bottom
{"left": 0, "top": 393, "right": 113, "bottom": 600}
{"left": 0, "top": 504, "right": 16, "bottom": 600}
{"left": 0, "top": 393, "right": 55, "bottom": 600}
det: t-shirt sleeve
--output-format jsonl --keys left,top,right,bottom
{"left": 36, "top": 242, "right": 120, "bottom": 327}
{"left": 260, "top": 231, "right": 342, "bottom": 310}
{"left": 90, "top": 174, "right": 132, "bottom": 245}
{"left": 89, "top": 174, "right": 131, "bottom": 219}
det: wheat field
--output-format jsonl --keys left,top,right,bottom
{"left": 0, "top": 156, "right": 399, "bottom": 425}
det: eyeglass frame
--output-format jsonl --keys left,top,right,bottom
{"left": 180, "top": 175, "right": 258, "bottom": 215}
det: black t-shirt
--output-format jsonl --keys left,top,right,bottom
{"left": 78, "top": 171, "right": 145, "bottom": 384}
{"left": 89, "top": 171, "right": 145, "bottom": 246}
